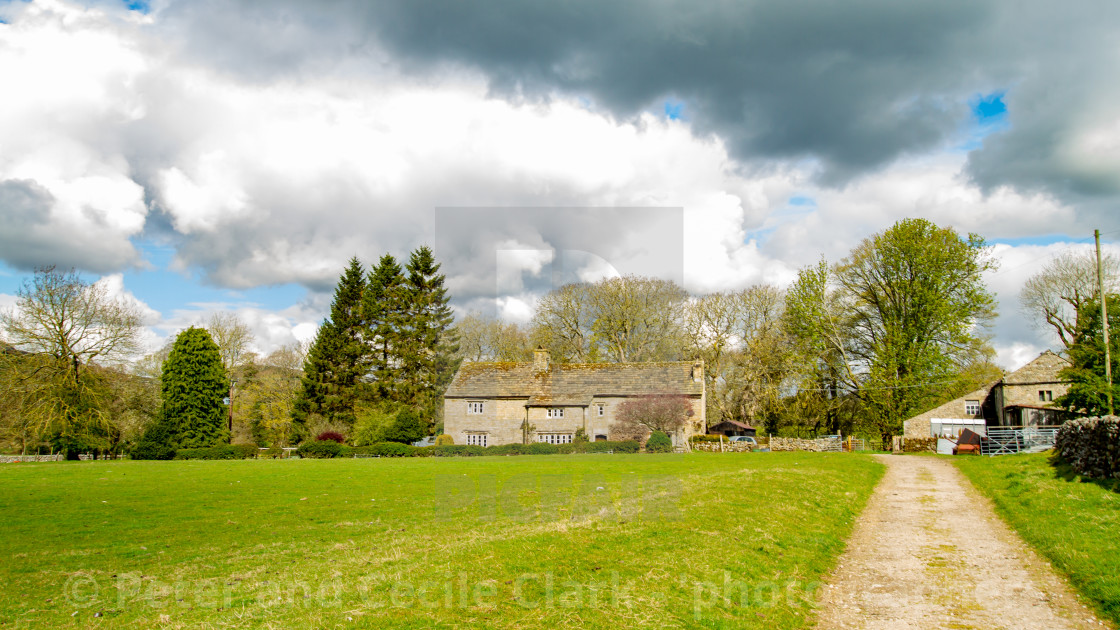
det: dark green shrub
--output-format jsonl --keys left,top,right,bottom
{"left": 645, "top": 431, "right": 673, "bottom": 453}
{"left": 557, "top": 443, "right": 577, "bottom": 454}
{"left": 174, "top": 444, "right": 262, "bottom": 460}
{"left": 297, "top": 440, "right": 343, "bottom": 459}
{"left": 232, "top": 444, "right": 259, "bottom": 458}
{"left": 131, "top": 420, "right": 176, "bottom": 460}
{"left": 381, "top": 408, "right": 426, "bottom": 445}
{"left": 337, "top": 445, "right": 353, "bottom": 457}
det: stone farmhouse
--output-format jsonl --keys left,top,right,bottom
{"left": 443, "top": 348, "right": 706, "bottom": 447}
{"left": 902, "top": 351, "right": 1071, "bottom": 438}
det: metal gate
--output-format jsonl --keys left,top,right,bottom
{"left": 980, "top": 427, "right": 1059, "bottom": 456}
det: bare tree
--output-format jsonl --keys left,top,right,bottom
{"left": 0, "top": 267, "right": 143, "bottom": 454}
{"left": 0, "top": 267, "right": 141, "bottom": 382}
{"left": 685, "top": 286, "right": 789, "bottom": 425}
{"left": 1021, "top": 250, "right": 1119, "bottom": 349}
{"left": 205, "top": 312, "right": 255, "bottom": 375}
{"left": 531, "top": 283, "right": 594, "bottom": 362}
{"left": 531, "top": 276, "right": 688, "bottom": 363}
{"left": 454, "top": 312, "right": 532, "bottom": 362}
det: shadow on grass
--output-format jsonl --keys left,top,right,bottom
{"left": 1047, "top": 452, "right": 1120, "bottom": 494}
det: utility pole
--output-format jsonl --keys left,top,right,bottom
{"left": 1096, "top": 229, "right": 1114, "bottom": 416}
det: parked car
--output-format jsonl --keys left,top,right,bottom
{"left": 728, "top": 436, "right": 757, "bottom": 445}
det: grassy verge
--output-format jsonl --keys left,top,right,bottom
{"left": 955, "top": 453, "right": 1120, "bottom": 624}
{"left": 0, "top": 452, "right": 882, "bottom": 629}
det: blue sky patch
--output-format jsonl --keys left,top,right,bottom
{"left": 123, "top": 0, "right": 149, "bottom": 13}
{"left": 988, "top": 233, "right": 1079, "bottom": 247}
{"left": 663, "top": 100, "right": 685, "bottom": 120}
{"left": 787, "top": 195, "right": 817, "bottom": 207}
{"left": 972, "top": 91, "right": 1007, "bottom": 123}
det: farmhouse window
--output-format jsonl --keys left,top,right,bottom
{"left": 596, "top": 404, "right": 605, "bottom": 417}
{"left": 536, "top": 433, "right": 573, "bottom": 444}
{"left": 964, "top": 400, "right": 980, "bottom": 416}
{"left": 547, "top": 408, "right": 564, "bottom": 418}
{"left": 467, "top": 401, "right": 484, "bottom": 414}
{"left": 466, "top": 433, "right": 488, "bottom": 447}
{"left": 1039, "top": 390, "right": 1053, "bottom": 402}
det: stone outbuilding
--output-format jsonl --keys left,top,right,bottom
{"left": 902, "top": 351, "right": 1071, "bottom": 438}
{"left": 443, "top": 348, "right": 705, "bottom": 447}
{"left": 707, "top": 420, "right": 757, "bottom": 438}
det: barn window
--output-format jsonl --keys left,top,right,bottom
{"left": 964, "top": 400, "right": 980, "bottom": 416}
{"left": 467, "top": 401, "right": 484, "bottom": 414}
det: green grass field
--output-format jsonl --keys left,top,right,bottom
{"left": 0, "top": 453, "right": 882, "bottom": 629}
{"left": 955, "top": 453, "right": 1120, "bottom": 625}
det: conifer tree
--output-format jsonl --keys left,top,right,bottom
{"left": 398, "top": 246, "right": 460, "bottom": 421}
{"left": 159, "top": 327, "right": 229, "bottom": 448}
{"left": 364, "top": 254, "right": 408, "bottom": 401}
{"left": 292, "top": 257, "right": 369, "bottom": 431}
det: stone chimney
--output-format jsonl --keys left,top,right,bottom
{"left": 692, "top": 359, "right": 704, "bottom": 383}
{"left": 534, "top": 346, "right": 551, "bottom": 372}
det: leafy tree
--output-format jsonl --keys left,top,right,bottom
{"left": 397, "top": 246, "right": 459, "bottom": 420}
{"left": 1056, "top": 295, "right": 1120, "bottom": 416}
{"left": 1021, "top": 250, "right": 1119, "bottom": 349}
{"left": 787, "top": 219, "right": 998, "bottom": 446}
{"left": 365, "top": 254, "right": 408, "bottom": 400}
{"left": 293, "top": 257, "right": 369, "bottom": 431}
{"left": 159, "top": 327, "right": 230, "bottom": 448}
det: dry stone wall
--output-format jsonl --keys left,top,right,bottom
{"left": 770, "top": 437, "right": 841, "bottom": 452}
{"left": 1055, "top": 416, "right": 1120, "bottom": 479}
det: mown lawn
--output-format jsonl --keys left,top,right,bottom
{"left": 0, "top": 452, "right": 882, "bottom": 629}
{"left": 956, "top": 453, "right": 1120, "bottom": 625}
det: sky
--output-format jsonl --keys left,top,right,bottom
{"left": 0, "top": 0, "right": 1118, "bottom": 370}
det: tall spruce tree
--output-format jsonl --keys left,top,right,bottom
{"left": 160, "top": 327, "right": 229, "bottom": 448}
{"left": 398, "top": 246, "right": 460, "bottom": 421}
{"left": 365, "top": 254, "right": 408, "bottom": 401}
{"left": 293, "top": 257, "right": 369, "bottom": 432}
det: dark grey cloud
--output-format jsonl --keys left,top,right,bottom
{"left": 156, "top": 0, "right": 1120, "bottom": 203}
{"left": 0, "top": 179, "right": 139, "bottom": 272}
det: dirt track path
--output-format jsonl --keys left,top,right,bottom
{"left": 815, "top": 454, "right": 1109, "bottom": 630}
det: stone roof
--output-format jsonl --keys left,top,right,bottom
{"left": 1001, "top": 350, "right": 1069, "bottom": 385}
{"left": 445, "top": 360, "right": 703, "bottom": 403}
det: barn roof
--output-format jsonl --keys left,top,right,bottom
{"left": 445, "top": 360, "right": 704, "bottom": 402}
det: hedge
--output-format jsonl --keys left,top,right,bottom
{"left": 1055, "top": 416, "right": 1120, "bottom": 479}
{"left": 174, "top": 444, "right": 259, "bottom": 460}
{"left": 645, "top": 431, "right": 673, "bottom": 453}
{"left": 297, "top": 440, "right": 343, "bottom": 459}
